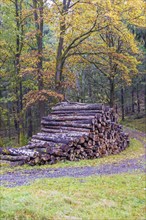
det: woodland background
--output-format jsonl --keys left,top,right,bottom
{"left": 0, "top": 0, "right": 146, "bottom": 146}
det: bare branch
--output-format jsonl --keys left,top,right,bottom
{"left": 68, "top": 0, "right": 80, "bottom": 9}
{"left": 51, "top": 0, "right": 62, "bottom": 14}
{"left": 81, "top": 56, "right": 109, "bottom": 77}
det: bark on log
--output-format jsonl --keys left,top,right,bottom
{"left": 29, "top": 139, "right": 68, "bottom": 148}
{"left": 41, "top": 121, "right": 92, "bottom": 129}
{"left": 42, "top": 119, "right": 93, "bottom": 124}
{"left": 0, "top": 155, "right": 30, "bottom": 162}
{"left": 42, "top": 115, "right": 95, "bottom": 121}
{"left": 42, "top": 125, "right": 90, "bottom": 133}
{"left": 51, "top": 110, "right": 104, "bottom": 115}
{"left": 21, "top": 142, "right": 48, "bottom": 149}
{"left": 41, "top": 127, "right": 90, "bottom": 133}
{"left": 32, "top": 134, "right": 76, "bottom": 144}
{"left": 0, "top": 160, "right": 26, "bottom": 166}
{"left": 0, "top": 147, "right": 39, "bottom": 158}
{"left": 36, "top": 131, "right": 89, "bottom": 138}
{"left": 52, "top": 103, "right": 104, "bottom": 111}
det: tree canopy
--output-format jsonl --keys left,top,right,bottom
{"left": 0, "top": 0, "right": 145, "bottom": 145}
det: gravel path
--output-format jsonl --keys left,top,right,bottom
{"left": 0, "top": 128, "right": 145, "bottom": 188}
{"left": 0, "top": 156, "right": 145, "bottom": 187}
{"left": 124, "top": 127, "right": 146, "bottom": 145}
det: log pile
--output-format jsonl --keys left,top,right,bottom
{"left": 0, "top": 102, "right": 129, "bottom": 166}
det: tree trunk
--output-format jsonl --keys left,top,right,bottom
{"left": 136, "top": 83, "right": 140, "bottom": 114}
{"left": 15, "top": 0, "right": 23, "bottom": 144}
{"left": 88, "top": 78, "right": 92, "bottom": 101}
{"left": 121, "top": 87, "right": 125, "bottom": 121}
{"left": 55, "top": 0, "right": 70, "bottom": 94}
{"left": 144, "top": 76, "right": 146, "bottom": 114}
{"left": 6, "top": 101, "right": 11, "bottom": 139}
{"left": 131, "top": 86, "right": 135, "bottom": 113}
{"left": 33, "top": 0, "right": 44, "bottom": 118}
{"left": 109, "top": 79, "right": 115, "bottom": 108}
{"left": 27, "top": 107, "right": 33, "bottom": 138}
{"left": 81, "top": 70, "right": 85, "bottom": 102}
{"left": 55, "top": 41, "right": 64, "bottom": 91}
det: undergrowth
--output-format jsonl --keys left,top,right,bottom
{"left": 120, "top": 116, "right": 146, "bottom": 133}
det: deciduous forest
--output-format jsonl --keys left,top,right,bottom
{"left": 0, "top": 0, "right": 145, "bottom": 145}
{"left": 0, "top": 1, "right": 146, "bottom": 220}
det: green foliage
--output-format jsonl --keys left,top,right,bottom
{"left": 19, "top": 134, "right": 28, "bottom": 146}
{"left": 1, "top": 136, "right": 22, "bottom": 149}
{"left": 0, "top": 137, "right": 4, "bottom": 147}
{"left": 0, "top": 0, "right": 146, "bottom": 145}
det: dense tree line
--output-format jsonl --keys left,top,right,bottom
{"left": 0, "top": 0, "right": 145, "bottom": 146}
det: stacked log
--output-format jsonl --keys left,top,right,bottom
{"left": 0, "top": 102, "right": 129, "bottom": 166}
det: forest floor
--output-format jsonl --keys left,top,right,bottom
{"left": 120, "top": 115, "right": 146, "bottom": 133}
{"left": 0, "top": 127, "right": 145, "bottom": 188}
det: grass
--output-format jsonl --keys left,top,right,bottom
{"left": 120, "top": 116, "right": 146, "bottom": 133}
{"left": 0, "top": 138, "right": 144, "bottom": 174}
{"left": 0, "top": 173, "right": 145, "bottom": 220}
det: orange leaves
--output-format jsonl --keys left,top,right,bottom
{"left": 23, "top": 90, "right": 63, "bottom": 109}
{"left": 20, "top": 51, "right": 39, "bottom": 76}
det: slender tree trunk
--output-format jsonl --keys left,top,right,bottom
{"left": 80, "top": 70, "right": 85, "bottom": 103}
{"left": 27, "top": 107, "right": 33, "bottom": 138}
{"left": 55, "top": 38, "right": 64, "bottom": 91}
{"left": 88, "top": 82, "right": 92, "bottom": 99}
{"left": 144, "top": 75, "right": 146, "bottom": 114}
{"left": 15, "top": 0, "right": 20, "bottom": 142}
{"left": 7, "top": 102, "right": 11, "bottom": 139}
{"left": 136, "top": 83, "right": 140, "bottom": 114}
{"left": 88, "top": 68, "right": 92, "bottom": 101}
{"left": 55, "top": 0, "right": 70, "bottom": 96}
{"left": 33, "top": 0, "right": 44, "bottom": 118}
{"left": 131, "top": 86, "right": 135, "bottom": 113}
{"left": 38, "top": 1, "right": 44, "bottom": 119}
{"left": 121, "top": 87, "right": 125, "bottom": 121}
{"left": 37, "top": 1, "right": 43, "bottom": 91}
{"left": 145, "top": 83, "right": 146, "bottom": 114}
{"left": 15, "top": 0, "right": 23, "bottom": 144}
{"left": 109, "top": 79, "right": 115, "bottom": 108}
{"left": 75, "top": 72, "right": 81, "bottom": 102}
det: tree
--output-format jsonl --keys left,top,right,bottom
{"left": 32, "top": 0, "right": 45, "bottom": 118}
{"left": 0, "top": 0, "right": 31, "bottom": 143}
{"left": 73, "top": 0, "right": 145, "bottom": 107}
{"left": 0, "top": 0, "right": 145, "bottom": 146}
{"left": 50, "top": 0, "right": 107, "bottom": 93}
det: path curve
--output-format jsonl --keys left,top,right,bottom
{"left": 0, "top": 128, "right": 145, "bottom": 188}
{"left": 124, "top": 127, "right": 146, "bottom": 145}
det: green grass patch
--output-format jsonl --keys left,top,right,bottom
{"left": 0, "top": 173, "right": 145, "bottom": 220}
{"left": 0, "top": 138, "right": 144, "bottom": 174}
{"left": 121, "top": 116, "right": 146, "bottom": 133}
